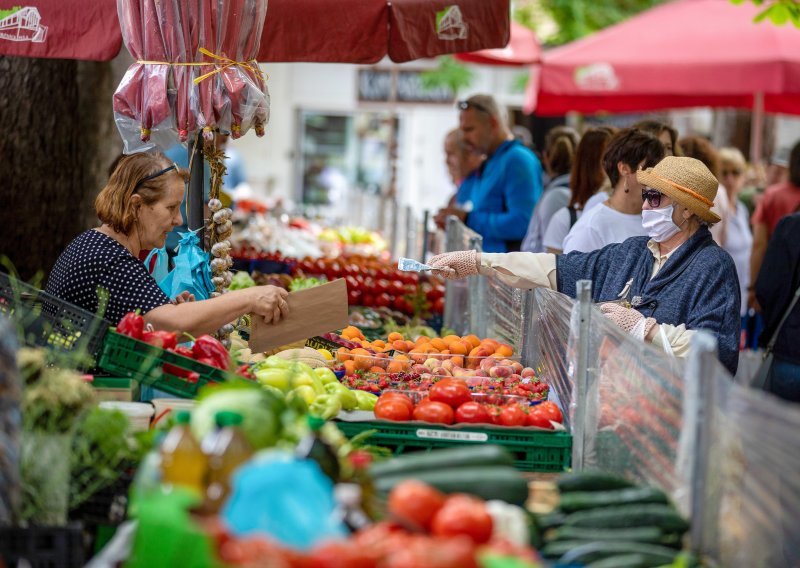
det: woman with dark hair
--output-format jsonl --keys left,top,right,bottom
{"left": 45, "top": 152, "right": 289, "bottom": 333}
{"left": 562, "top": 128, "right": 665, "bottom": 253}
{"left": 542, "top": 127, "right": 616, "bottom": 254}
{"left": 521, "top": 126, "right": 580, "bottom": 252}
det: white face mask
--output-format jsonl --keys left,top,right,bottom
{"left": 642, "top": 204, "right": 683, "bottom": 242}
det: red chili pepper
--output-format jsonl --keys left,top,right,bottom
{"left": 142, "top": 330, "right": 177, "bottom": 350}
{"left": 191, "top": 335, "right": 231, "bottom": 370}
{"left": 117, "top": 312, "right": 144, "bottom": 339}
{"left": 236, "top": 364, "right": 254, "bottom": 380}
{"left": 171, "top": 346, "right": 194, "bottom": 359}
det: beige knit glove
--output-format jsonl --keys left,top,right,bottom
{"left": 428, "top": 250, "right": 480, "bottom": 280}
{"left": 599, "top": 302, "right": 657, "bottom": 339}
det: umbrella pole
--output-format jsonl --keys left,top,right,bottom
{"left": 188, "top": 131, "right": 205, "bottom": 248}
{"left": 749, "top": 92, "right": 765, "bottom": 166}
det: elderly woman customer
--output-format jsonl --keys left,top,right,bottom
{"left": 46, "top": 152, "right": 289, "bottom": 335}
{"left": 430, "top": 157, "right": 741, "bottom": 374}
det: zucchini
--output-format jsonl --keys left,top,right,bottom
{"left": 369, "top": 445, "right": 514, "bottom": 479}
{"left": 559, "top": 542, "right": 679, "bottom": 565}
{"left": 559, "top": 486, "right": 669, "bottom": 513}
{"left": 564, "top": 504, "right": 690, "bottom": 534}
{"left": 374, "top": 465, "right": 528, "bottom": 506}
{"left": 556, "top": 471, "right": 635, "bottom": 493}
{"left": 586, "top": 554, "right": 650, "bottom": 568}
{"left": 536, "top": 510, "right": 567, "bottom": 531}
{"left": 541, "top": 540, "right": 596, "bottom": 559}
{"left": 553, "top": 525, "right": 664, "bottom": 544}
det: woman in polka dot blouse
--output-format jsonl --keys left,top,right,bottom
{"left": 46, "top": 152, "right": 288, "bottom": 336}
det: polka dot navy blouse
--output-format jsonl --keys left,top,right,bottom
{"left": 46, "top": 230, "right": 171, "bottom": 324}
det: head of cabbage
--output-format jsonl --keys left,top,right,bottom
{"left": 191, "top": 383, "right": 286, "bottom": 449}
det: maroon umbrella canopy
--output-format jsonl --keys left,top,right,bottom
{"left": 455, "top": 22, "right": 540, "bottom": 67}
{"left": 0, "top": 0, "right": 510, "bottom": 63}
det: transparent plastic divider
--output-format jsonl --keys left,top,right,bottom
{"left": 443, "top": 216, "right": 483, "bottom": 335}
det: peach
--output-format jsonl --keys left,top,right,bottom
{"left": 473, "top": 369, "right": 489, "bottom": 378}
{"left": 463, "top": 334, "right": 482, "bottom": 349}
{"left": 479, "top": 357, "right": 497, "bottom": 372}
{"left": 495, "top": 344, "right": 514, "bottom": 357}
{"left": 441, "top": 360, "right": 455, "bottom": 372}
{"left": 489, "top": 365, "right": 512, "bottom": 378}
{"left": 511, "top": 361, "right": 524, "bottom": 374}
{"left": 521, "top": 367, "right": 536, "bottom": 378}
{"left": 432, "top": 367, "right": 450, "bottom": 377}
{"left": 387, "top": 332, "right": 404, "bottom": 343}
{"left": 411, "top": 364, "right": 429, "bottom": 375}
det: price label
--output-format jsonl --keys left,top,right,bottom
{"left": 416, "top": 429, "right": 488, "bottom": 442}
{"left": 305, "top": 336, "right": 344, "bottom": 352}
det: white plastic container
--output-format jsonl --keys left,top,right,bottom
{"left": 151, "top": 398, "right": 197, "bottom": 428}
{"left": 99, "top": 401, "right": 155, "bottom": 432}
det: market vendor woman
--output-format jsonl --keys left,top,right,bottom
{"left": 46, "top": 152, "right": 289, "bottom": 335}
{"left": 430, "top": 157, "right": 741, "bottom": 374}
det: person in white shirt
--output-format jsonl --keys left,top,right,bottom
{"left": 718, "top": 147, "right": 753, "bottom": 317}
{"left": 542, "top": 127, "right": 616, "bottom": 253}
{"left": 562, "top": 129, "right": 665, "bottom": 253}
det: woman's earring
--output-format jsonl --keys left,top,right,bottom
{"left": 624, "top": 179, "right": 629, "bottom": 193}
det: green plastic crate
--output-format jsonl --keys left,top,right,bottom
{"left": 335, "top": 419, "right": 572, "bottom": 472}
{"left": 90, "top": 376, "right": 140, "bottom": 402}
{"left": 98, "top": 331, "right": 232, "bottom": 399}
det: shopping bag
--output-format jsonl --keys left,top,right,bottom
{"left": 159, "top": 231, "right": 214, "bottom": 301}
{"left": 143, "top": 247, "right": 170, "bottom": 283}
{"left": 751, "top": 351, "right": 774, "bottom": 391}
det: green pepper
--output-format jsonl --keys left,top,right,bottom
{"left": 309, "top": 394, "right": 343, "bottom": 421}
{"left": 314, "top": 366, "right": 339, "bottom": 385}
{"left": 324, "top": 382, "right": 358, "bottom": 411}
{"left": 285, "top": 389, "right": 310, "bottom": 414}
{"left": 353, "top": 390, "right": 378, "bottom": 411}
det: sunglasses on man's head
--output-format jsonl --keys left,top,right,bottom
{"left": 642, "top": 188, "right": 664, "bottom": 208}
{"left": 457, "top": 100, "right": 490, "bottom": 115}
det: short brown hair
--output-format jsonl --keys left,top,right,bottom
{"left": 679, "top": 136, "right": 720, "bottom": 178}
{"left": 603, "top": 128, "right": 665, "bottom": 188}
{"left": 570, "top": 126, "right": 616, "bottom": 209}
{"left": 462, "top": 94, "right": 504, "bottom": 124}
{"left": 632, "top": 119, "right": 682, "bottom": 156}
{"left": 544, "top": 126, "right": 580, "bottom": 177}
{"left": 95, "top": 152, "right": 188, "bottom": 234}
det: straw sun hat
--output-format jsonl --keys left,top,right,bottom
{"left": 636, "top": 156, "right": 721, "bottom": 224}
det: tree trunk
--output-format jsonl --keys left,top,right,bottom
{"left": 0, "top": 56, "right": 120, "bottom": 282}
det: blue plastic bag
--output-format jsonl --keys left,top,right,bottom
{"left": 222, "top": 451, "right": 347, "bottom": 550}
{"left": 159, "top": 231, "right": 215, "bottom": 301}
{"left": 143, "top": 247, "right": 170, "bottom": 283}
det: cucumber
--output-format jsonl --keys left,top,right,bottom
{"left": 553, "top": 525, "right": 664, "bottom": 543}
{"left": 564, "top": 504, "right": 690, "bottom": 534}
{"left": 374, "top": 465, "right": 529, "bottom": 506}
{"left": 369, "top": 445, "right": 514, "bottom": 479}
{"left": 536, "top": 510, "right": 567, "bottom": 530}
{"left": 586, "top": 554, "right": 650, "bottom": 568}
{"left": 541, "top": 540, "right": 596, "bottom": 559}
{"left": 556, "top": 471, "right": 635, "bottom": 493}
{"left": 559, "top": 486, "right": 669, "bottom": 513}
{"left": 559, "top": 542, "right": 679, "bottom": 565}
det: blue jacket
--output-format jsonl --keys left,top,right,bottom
{"left": 556, "top": 226, "right": 741, "bottom": 375}
{"left": 465, "top": 140, "right": 543, "bottom": 253}
{"left": 455, "top": 170, "right": 479, "bottom": 207}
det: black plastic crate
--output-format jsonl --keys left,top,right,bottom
{"left": 0, "top": 524, "right": 85, "bottom": 568}
{"left": 0, "top": 272, "right": 110, "bottom": 362}
{"left": 70, "top": 470, "right": 134, "bottom": 526}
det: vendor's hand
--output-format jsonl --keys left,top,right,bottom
{"left": 599, "top": 302, "right": 657, "bottom": 339}
{"left": 436, "top": 207, "right": 468, "bottom": 225}
{"left": 173, "top": 291, "right": 196, "bottom": 304}
{"left": 247, "top": 285, "right": 290, "bottom": 324}
{"left": 747, "top": 290, "right": 762, "bottom": 313}
{"left": 428, "top": 250, "right": 480, "bottom": 280}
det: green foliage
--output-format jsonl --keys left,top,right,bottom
{"left": 534, "top": 0, "right": 664, "bottom": 45}
{"left": 419, "top": 56, "right": 474, "bottom": 96}
{"left": 732, "top": 0, "right": 800, "bottom": 27}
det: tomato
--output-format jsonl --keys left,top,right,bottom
{"left": 374, "top": 293, "right": 392, "bottom": 308}
{"left": 384, "top": 536, "right": 477, "bottom": 568}
{"left": 430, "top": 494, "right": 493, "bottom": 544}
{"left": 499, "top": 404, "right": 527, "bottom": 427}
{"left": 486, "top": 404, "right": 503, "bottom": 425}
{"left": 433, "top": 297, "right": 445, "bottom": 314}
{"left": 387, "top": 480, "right": 446, "bottom": 530}
{"left": 379, "top": 392, "right": 415, "bottom": 413}
{"left": 429, "top": 379, "right": 472, "bottom": 409}
{"left": 412, "top": 401, "right": 455, "bottom": 424}
{"left": 526, "top": 406, "right": 554, "bottom": 429}
{"left": 374, "top": 399, "right": 412, "bottom": 421}
{"left": 536, "top": 400, "right": 563, "bottom": 423}
{"left": 361, "top": 293, "right": 375, "bottom": 307}
{"left": 454, "top": 401, "right": 491, "bottom": 424}
{"left": 311, "top": 541, "right": 378, "bottom": 568}
{"left": 348, "top": 290, "right": 362, "bottom": 305}
{"left": 389, "top": 280, "right": 405, "bottom": 296}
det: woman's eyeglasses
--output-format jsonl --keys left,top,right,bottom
{"left": 134, "top": 163, "right": 178, "bottom": 190}
{"left": 642, "top": 188, "right": 664, "bottom": 208}
{"left": 457, "top": 100, "right": 490, "bottom": 114}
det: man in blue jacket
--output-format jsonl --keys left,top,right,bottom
{"left": 437, "top": 94, "right": 543, "bottom": 252}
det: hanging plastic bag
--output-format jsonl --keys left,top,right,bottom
{"left": 159, "top": 231, "right": 215, "bottom": 301}
{"left": 143, "top": 247, "right": 170, "bottom": 283}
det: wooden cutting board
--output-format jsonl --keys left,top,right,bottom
{"left": 248, "top": 278, "right": 349, "bottom": 353}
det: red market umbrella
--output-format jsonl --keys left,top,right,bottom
{"left": 454, "top": 22, "right": 540, "bottom": 66}
{"left": 526, "top": 0, "right": 800, "bottom": 117}
{"left": 0, "top": 0, "right": 509, "bottom": 64}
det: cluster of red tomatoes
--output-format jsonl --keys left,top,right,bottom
{"left": 374, "top": 379, "right": 563, "bottom": 429}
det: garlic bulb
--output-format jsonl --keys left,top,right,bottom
{"left": 208, "top": 198, "right": 222, "bottom": 212}
{"left": 215, "top": 220, "right": 233, "bottom": 234}
{"left": 211, "top": 291, "right": 221, "bottom": 298}
{"left": 212, "top": 276, "right": 225, "bottom": 287}
{"left": 210, "top": 258, "right": 227, "bottom": 273}
{"left": 222, "top": 271, "right": 233, "bottom": 286}
{"left": 213, "top": 208, "right": 232, "bottom": 223}
{"left": 211, "top": 241, "right": 231, "bottom": 257}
